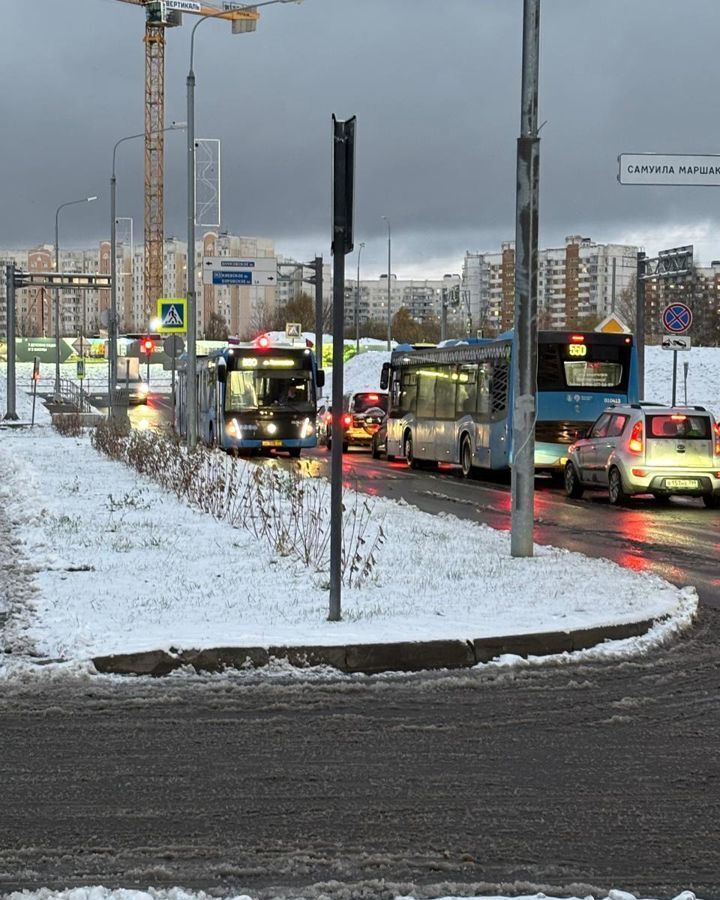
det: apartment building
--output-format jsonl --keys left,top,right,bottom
{"left": 462, "top": 236, "right": 638, "bottom": 334}
{"left": 343, "top": 274, "right": 463, "bottom": 329}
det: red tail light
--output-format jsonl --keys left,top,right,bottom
{"left": 713, "top": 422, "right": 720, "bottom": 456}
{"left": 256, "top": 335, "right": 270, "bottom": 349}
{"left": 341, "top": 413, "right": 352, "bottom": 427}
{"left": 570, "top": 334, "right": 585, "bottom": 342}
{"left": 367, "top": 393, "right": 379, "bottom": 401}
{"left": 628, "top": 420, "right": 643, "bottom": 454}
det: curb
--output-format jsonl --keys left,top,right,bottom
{"left": 92, "top": 617, "right": 656, "bottom": 677}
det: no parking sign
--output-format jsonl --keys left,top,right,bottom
{"left": 662, "top": 302, "right": 692, "bottom": 334}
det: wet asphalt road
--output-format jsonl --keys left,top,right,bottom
{"left": 1, "top": 609, "right": 719, "bottom": 899}
{"left": 2, "top": 408, "right": 720, "bottom": 898}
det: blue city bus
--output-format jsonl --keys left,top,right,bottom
{"left": 380, "top": 330, "right": 638, "bottom": 476}
{"left": 176, "top": 337, "right": 324, "bottom": 456}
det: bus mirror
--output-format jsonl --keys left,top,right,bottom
{"left": 380, "top": 362, "right": 390, "bottom": 390}
{"left": 317, "top": 369, "right": 325, "bottom": 388}
{"left": 217, "top": 358, "right": 227, "bottom": 384}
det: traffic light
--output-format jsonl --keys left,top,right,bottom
{"left": 142, "top": 337, "right": 154, "bottom": 355}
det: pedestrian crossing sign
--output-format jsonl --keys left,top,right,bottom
{"left": 157, "top": 298, "right": 187, "bottom": 333}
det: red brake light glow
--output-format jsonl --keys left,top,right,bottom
{"left": 341, "top": 413, "right": 352, "bottom": 427}
{"left": 570, "top": 334, "right": 585, "bottom": 342}
{"left": 714, "top": 422, "right": 720, "bottom": 456}
{"left": 628, "top": 420, "right": 644, "bottom": 454}
{"left": 256, "top": 335, "right": 270, "bottom": 349}
{"left": 670, "top": 414, "right": 687, "bottom": 421}
{"left": 367, "top": 393, "right": 379, "bottom": 401}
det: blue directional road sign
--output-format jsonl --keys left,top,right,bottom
{"left": 662, "top": 302, "right": 692, "bottom": 334}
{"left": 212, "top": 270, "right": 253, "bottom": 285}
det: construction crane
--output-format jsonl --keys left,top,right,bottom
{"left": 113, "top": 0, "right": 259, "bottom": 320}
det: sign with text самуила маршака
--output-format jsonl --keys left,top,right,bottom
{"left": 619, "top": 153, "right": 720, "bottom": 186}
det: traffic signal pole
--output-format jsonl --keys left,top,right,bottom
{"left": 4, "top": 264, "right": 18, "bottom": 421}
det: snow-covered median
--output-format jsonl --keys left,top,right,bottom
{"left": 0, "top": 419, "right": 696, "bottom": 680}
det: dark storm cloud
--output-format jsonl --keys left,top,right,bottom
{"left": 3, "top": 0, "right": 720, "bottom": 274}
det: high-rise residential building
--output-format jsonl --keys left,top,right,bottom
{"left": 342, "top": 274, "right": 463, "bottom": 329}
{"left": 462, "top": 236, "right": 639, "bottom": 334}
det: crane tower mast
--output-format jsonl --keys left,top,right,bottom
{"left": 113, "top": 0, "right": 260, "bottom": 322}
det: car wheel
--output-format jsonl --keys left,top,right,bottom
{"left": 608, "top": 466, "right": 628, "bottom": 506}
{"left": 404, "top": 432, "right": 418, "bottom": 469}
{"left": 371, "top": 436, "right": 381, "bottom": 459}
{"left": 702, "top": 492, "right": 720, "bottom": 509}
{"left": 460, "top": 435, "right": 473, "bottom": 478}
{"left": 564, "top": 462, "right": 584, "bottom": 499}
{"left": 342, "top": 441, "right": 349, "bottom": 453}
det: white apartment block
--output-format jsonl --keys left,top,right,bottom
{"left": 462, "top": 236, "right": 639, "bottom": 334}
{"left": 344, "top": 274, "right": 463, "bottom": 329}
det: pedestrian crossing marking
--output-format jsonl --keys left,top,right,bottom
{"left": 156, "top": 298, "right": 187, "bottom": 334}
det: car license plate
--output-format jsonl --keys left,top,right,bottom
{"left": 262, "top": 440, "right": 283, "bottom": 447}
{"left": 666, "top": 478, "right": 699, "bottom": 489}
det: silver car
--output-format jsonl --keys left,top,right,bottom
{"left": 564, "top": 403, "right": 720, "bottom": 507}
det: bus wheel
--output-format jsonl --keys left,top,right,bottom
{"left": 289, "top": 447, "right": 301, "bottom": 459}
{"left": 460, "top": 435, "right": 473, "bottom": 478}
{"left": 404, "top": 432, "right": 418, "bottom": 469}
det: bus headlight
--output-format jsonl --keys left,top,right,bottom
{"left": 266, "top": 422, "right": 277, "bottom": 435}
{"left": 300, "top": 417, "right": 313, "bottom": 439}
{"left": 226, "top": 418, "right": 241, "bottom": 439}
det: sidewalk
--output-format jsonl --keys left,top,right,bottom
{"left": 0, "top": 374, "right": 698, "bottom": 680}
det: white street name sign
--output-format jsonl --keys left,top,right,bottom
{"left": 619, "top": 153, "right": 720, "bottom": 186}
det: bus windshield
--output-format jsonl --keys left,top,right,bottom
{"left": 538, "top": 342, "right": 630, "bottom": 392}
{"left": 226, "top": 369, "right": 315, "bottom": 412}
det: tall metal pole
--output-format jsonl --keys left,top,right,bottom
{"left": 382, "top": 216, "right": 391, "bottom": 349}
{"left": 187, "top": 32, "right": 198, "bottom": 449}
{"left": 54, "top": 209, "right": 61, "bottom": 398}
{"left": 4, "top": 265, "right": 18, "bottom": 421}
{"left": 110, "top": 169, "right": 117, "bottom": 409}
{"left": 314, "top": 255, "right": 323, "bottom": 384}
{"left": 510, "top": 0, "right": 541, "bottom": 559}
{"left": 355, "top": 241, "right": 364, "bottom": 353}
{"left": 54, "top": 196, "right": 97, "bottom": 399}
{"left": 636, "top": 250, "right": 646, "bottom": 400}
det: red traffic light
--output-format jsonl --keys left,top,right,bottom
{"left": 142, "top": 338, "right": 154, "bottom": 354}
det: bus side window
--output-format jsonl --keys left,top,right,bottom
{"left": 399, "top": 370, "right": 417, "bottom": 414}
{"left": 435, "top": 369, "right": 456, "bottom": 420}
{"left": 456, "top": 365, "right": 478, "bottom": 415}
{"left": 417, "top": 370, "right": 436, "bottom": 418}
{"left": 477, "top": 363, "right": 491, "bottom": 419}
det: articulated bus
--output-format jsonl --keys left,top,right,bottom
{"left": 380, "top": 330, "right": 639, "bottom": 476}
{"left": 176, "top": 337, "right": 324, "bottom": 456}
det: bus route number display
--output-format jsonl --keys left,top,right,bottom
{"left": 567, "top": 344, "right": 587, "bottom": 358}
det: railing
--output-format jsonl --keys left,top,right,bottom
{"left": 56, "top": 378, "right": 93, "bottom": 413}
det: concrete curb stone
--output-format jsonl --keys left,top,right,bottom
{"left": 91, "top": 616, "right": 659, "bottom": 677}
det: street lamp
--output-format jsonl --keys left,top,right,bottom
{"left": 355, "top": 241, "right": 365, "bottom": 353}
{"left": 186, "top": 0, "right": 300, "bottom": 449}
{"left": 55, "top": 195, "right": 97, "bottom": 397}
{"left": 381, "top": 215, "right": 391, "bottom": 350}
{"left": 110, "top": 122, "right": 185, "bottom": 412}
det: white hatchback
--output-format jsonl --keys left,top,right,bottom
{"left": 564, "top": 403, "right": 720, "bottom": 508}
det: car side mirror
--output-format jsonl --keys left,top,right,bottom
{"left": 216, "top": 358, "right": 226, "bottom": 384}
{"left": 316, "top": 369, "right": 325, "bottom": 388}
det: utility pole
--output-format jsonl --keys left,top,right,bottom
{"left": 4, "top": 264, "right": 18, "bottom": 421}
{"left": 313, "top": 255, "right": 323, "bottom": 379}
{"left": 510, "top": 0, "right": 540, "bottom": 559}
{"left": 355, "top": 241, "right": 365, "bottom": 353}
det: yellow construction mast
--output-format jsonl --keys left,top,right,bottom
{"left": 114, "top": 1, "right": 259, "bottom": 321}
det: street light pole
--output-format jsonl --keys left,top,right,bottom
{"left": 382, "top": 216, "right": 391, "bottom": 350}
{"left": 186, "top": 0, "right": 298, "bottom": 449}
{"left": 110, "top": 124, "right": 185, "bottom": 415}
{"left": 355, "top": 241, "right": 364, "bottom": 353}
{"left": 54, "top": 195, "right": 97, "bottom": 398}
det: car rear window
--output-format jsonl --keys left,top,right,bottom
{"left": 647, "top": 414, "right": 711, "bottom": 440}
{"left": 352, "top": 393, "right": 388, "bottom": 413}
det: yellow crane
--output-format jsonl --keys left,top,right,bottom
{"left": 113, "top": 0, "right": 259, "bottom": 319}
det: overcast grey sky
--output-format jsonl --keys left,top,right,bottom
{"left": 2, "top": 0, "right": 720, "bottom": 277}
